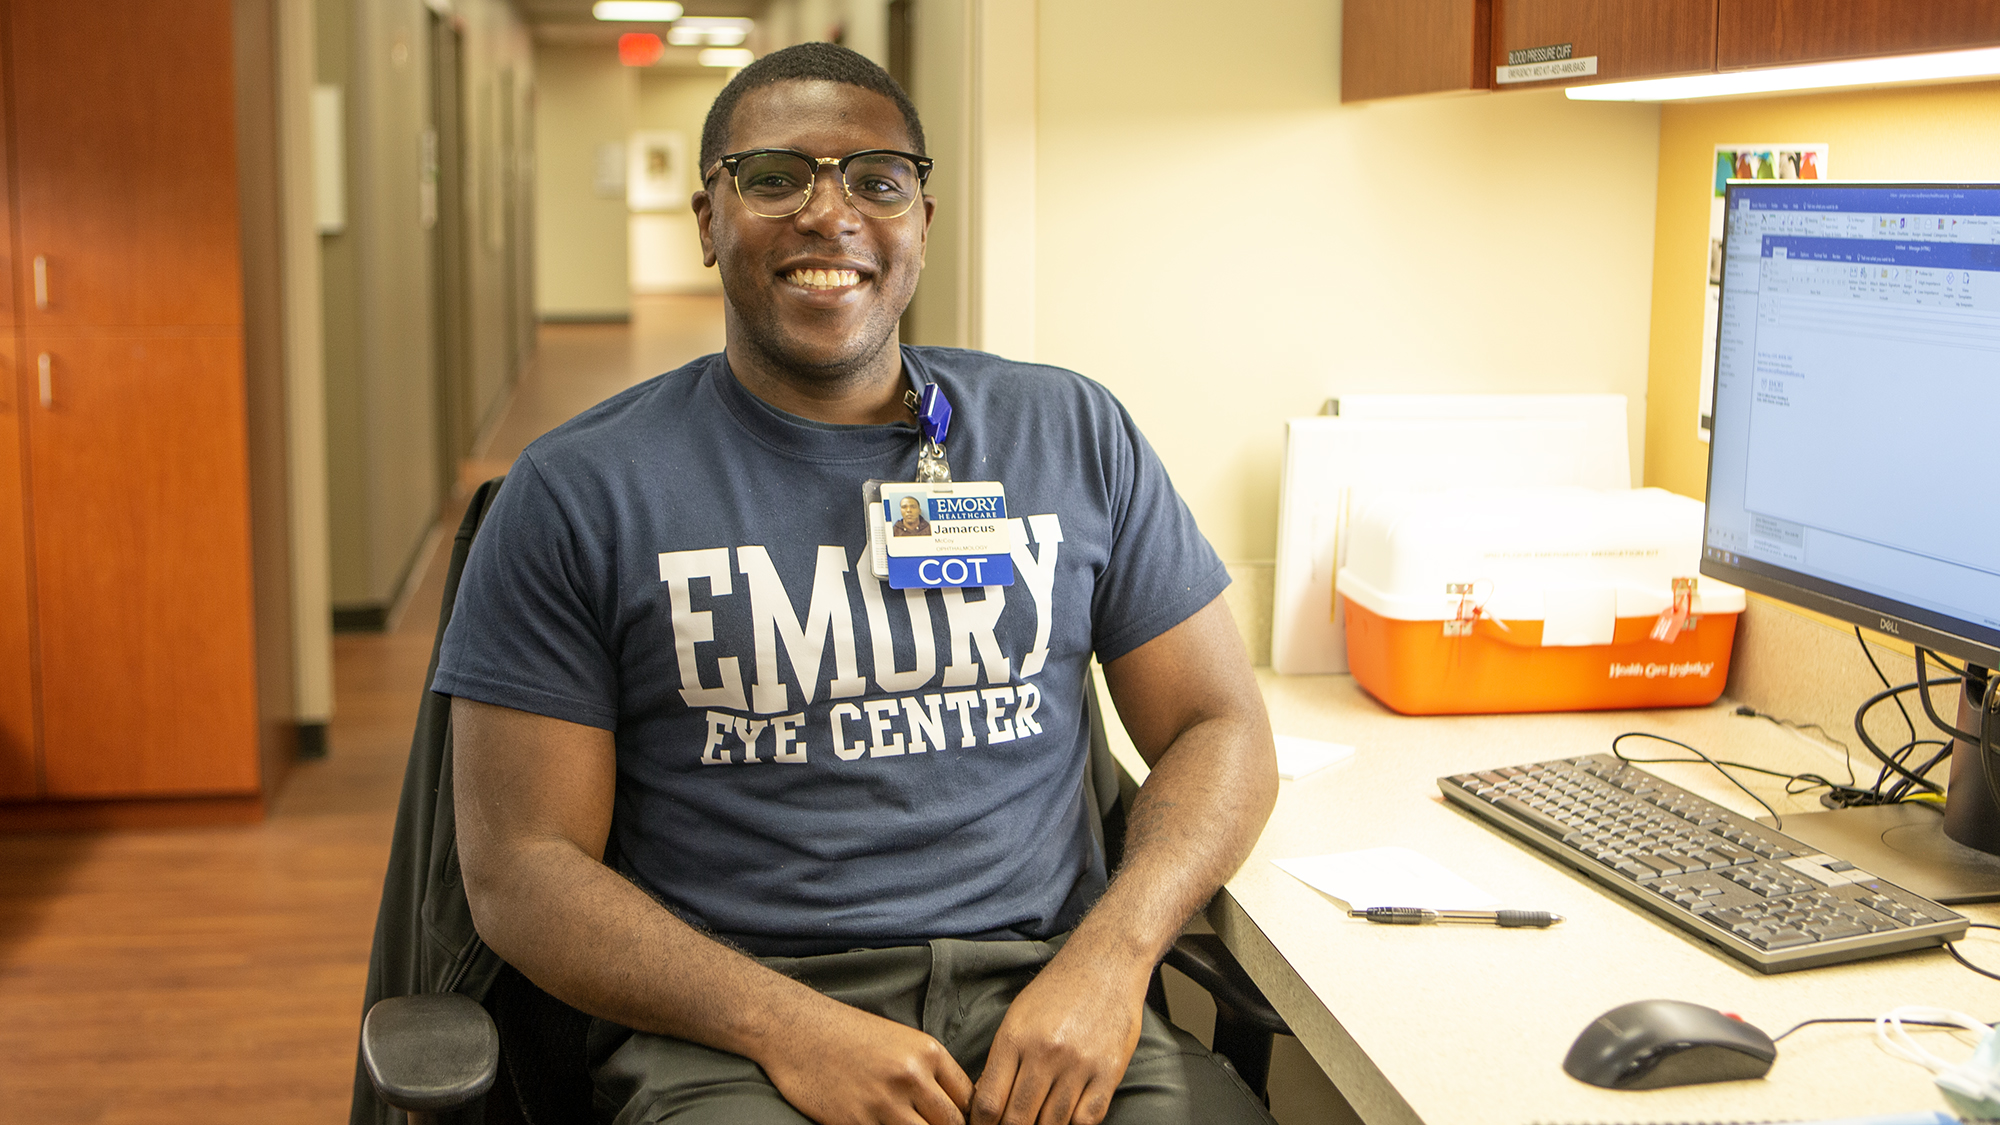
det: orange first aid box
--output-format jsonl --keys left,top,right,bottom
{"left": 1335, "top": 488, "right": 1744, "bottom": 716}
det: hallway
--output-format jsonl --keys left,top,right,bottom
{"left": 0, "top": 296, "right": 723, "bottom": 1123}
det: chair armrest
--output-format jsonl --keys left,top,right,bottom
{"left": 362, "top": 993, "right": 500, "bottom": 1114}
{"left": 1165, "top": 933, "right": 1291, "bottom": 1036}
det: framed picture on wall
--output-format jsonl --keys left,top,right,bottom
{"left": 627, "top": 130, "right": 688, "bottom": 213}
{"left": 1697, "top": 142, "right": 1829, "bottom": 443}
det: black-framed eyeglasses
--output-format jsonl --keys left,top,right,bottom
{"left": 705, "top": 148, "right": 934, "bottom": 220}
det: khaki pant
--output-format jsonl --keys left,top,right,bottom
{"left": 591, "top": 937, "right": 1277, "bottom": 1125}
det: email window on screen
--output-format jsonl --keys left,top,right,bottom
{"left": 1733, "top": 218, "right": 2000, "bottom": 612}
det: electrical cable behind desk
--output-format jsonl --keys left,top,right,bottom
{"left": 1440, "top": 755, "right": 1966, "bottom": 972}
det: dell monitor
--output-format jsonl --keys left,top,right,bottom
{"left": 1701, "top": 180, "right": 2000, "bottom": 903}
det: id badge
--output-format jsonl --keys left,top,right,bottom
{"left": 864, "top": 481, "right": 1014, "bottom": 589}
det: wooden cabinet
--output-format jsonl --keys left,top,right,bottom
{"left": 24, "top": 336, "right": 258, "bottom": 797}
{"left": 9, "top": 0, "right": 244, "bottom": 330}
{"left": 0, "top": 339, "right": 34, "bottom": 801}
{"left": 1342, "top": 0, "right": 1491, "bottom": 102}
{"left": 1, "top": 0, "right": 267, "bottom": 813}
{"left": 1719, "top": 0, "right": 2000, "bottom": 69}
{"left": 1345, "top": 0, "right": 2000, "bottom": 100}
{"left": 1491, "top": 0, "right": 1717, "bottom": 89}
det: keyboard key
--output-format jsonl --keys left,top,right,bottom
{"left": 1492, "top": 796, "right": 1571, "bottom": 840}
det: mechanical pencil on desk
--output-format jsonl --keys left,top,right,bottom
{"left": 1349, "top": 907, "right": 1564, "bottom": 928}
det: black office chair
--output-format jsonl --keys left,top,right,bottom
{"left": 352, "top": 478, "right": 1290, "bottom": 1124}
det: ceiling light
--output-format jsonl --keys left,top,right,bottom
{"left": 699, "top": 47, "right": 755, "bottom": 69}
{"left": 669, "top": 17, "right": 752, "bottom": 47}
{"left": 1566, "top": 46, "right": 2000, "bottom": 102}
{"left": 593, "top": 1, "right": 683, "bottom": 22}
{"left": 669, "top": 27, "right": 747, "bottom": 46}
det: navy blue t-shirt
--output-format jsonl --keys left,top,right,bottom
{"left": 433, "top": 346, "right": 1228, "bottom": 956}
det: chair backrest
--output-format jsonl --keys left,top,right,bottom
{"left": 353, "top": 478, "right": 593, "bottom": 1125}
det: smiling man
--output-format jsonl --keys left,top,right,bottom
{"left": 437, "top": 43, "right": 1277, "bottom": 1125}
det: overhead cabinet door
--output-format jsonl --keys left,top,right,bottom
{"left": 1492, "top": 0, "right": 1717, "bottom": 88}
{"left": 1718, "top": 0, "right": 2000, "bottom": 69}
{"left": 9, "top": 0, "right": 243, "bottom": 332}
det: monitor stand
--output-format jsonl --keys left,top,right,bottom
{"left": 1756, "top": 669, "right": 2000, "bottom": 905}
{"left": 1762, "top": 803, "right": 2000, "bottom": 904}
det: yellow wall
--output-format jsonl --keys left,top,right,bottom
{"left": 1035, "top": 0, "right": 1664, "bottom": 565}
{"left": 1642, "top": 79, "right": 2000, "bottom": 498}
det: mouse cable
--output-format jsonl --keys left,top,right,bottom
{"left": 1732, "top": 703, "right": 1855, "bottom": 778}
{"left": 1610, "top": 732, "right": 1786, "bottom": 828}
{"left": 1609, "top": 732, "right": 1873, "bottom": 820}
{"left": 1771, "top": 1014, "right": 1991, "bottom": 1042}
{"left": 1943, "top": 922, "right": 2000, "bottom": 984}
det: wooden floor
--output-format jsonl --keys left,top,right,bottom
{"left": 0, "top": 296, "right": 724, "bottom": 1123}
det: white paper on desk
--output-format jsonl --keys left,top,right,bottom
{"left": 1274, "top": 846, "right": 1499, "bottom": 910}
{"left": 1273, "top": 735, "right": 1354, "bottom": 780}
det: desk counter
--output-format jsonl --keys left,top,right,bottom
{"left": 1203, "top": 672, "right": 2000, "bottom": 1125}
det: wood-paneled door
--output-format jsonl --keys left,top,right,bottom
{"left": 6, "top": 0, "right": 260, "bottom": 801}
{"left": 22, "top": 335, "right": 258, "bottom": 797}
{"left": 1719, "top": 0, "right": 2000, "bottom": 69}
{"left": 9, "top": 0, "right": 243, "bottom": 333}
{"left": 0, "top": 339, "right": 36, "bottom": 800}
{"left": 1491, "top": 0, "right": 1717, "bottom": 88}
{"left": 0, "top": 29, "right": 34, "bottom": 798}
{"left": 1342, "top": 0, "right": 1493, "bottom": 102}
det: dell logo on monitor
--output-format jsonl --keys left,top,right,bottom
{"left": 1879, "top": 618, "right": 1900, "bottom": 635}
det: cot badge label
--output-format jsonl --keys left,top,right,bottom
{"left": 872, "top": 481, "right": 1015, "bottom": 589}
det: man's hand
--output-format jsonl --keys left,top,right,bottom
{"left": 969, "top": 943, "right": 1151, "bottom": 1125}
{"left": 759, "top": 1003, "right": 974, "bottom": 1125}
{"left": 455, "top": 697, "right": 973, "bottom": 1125}
{"left": 965, "top": 595, "right": 1276, "bottom": 1125}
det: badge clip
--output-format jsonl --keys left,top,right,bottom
{"left": 906, "top": 386, "right": 952, "bottom": 483}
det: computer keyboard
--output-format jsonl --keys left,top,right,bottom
{"left": 1439, "top": 754, "right": 1967, "bottom": 972}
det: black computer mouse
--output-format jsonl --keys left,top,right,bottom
{"left": 1563, "top": 999, "right": 1776, "bottom": 1090}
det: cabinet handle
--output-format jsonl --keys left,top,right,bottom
{"left": 38, "top": 353, "right": 50, "bottom": 408}
{"left": 32, "top": 255, "right": 46, "bottom": 310}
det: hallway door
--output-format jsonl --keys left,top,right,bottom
{"left": 430, "top": 12, "right": 471, "bottom": 494}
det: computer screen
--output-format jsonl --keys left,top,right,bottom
{"left": 1700, "top": 182, "right": 2000, "bottom": 671}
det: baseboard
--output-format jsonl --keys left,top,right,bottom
{"left": 0, "top": 793, "right": 266, "bottom": 833}
{"left": 332, "top": 604, "right": 388, "bottom": 632}
{"left": 296, "top": 721, "right": 329, "bottom": 760}
{"left": 538, "top": 311, "right": 631, "bottom": 324}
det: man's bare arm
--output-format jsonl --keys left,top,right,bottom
{"left": 969, "top": 594, "right": 1278, "bottom": 1125}
{"left": 451, "top": 697, "right": 973, "bottom": 1125}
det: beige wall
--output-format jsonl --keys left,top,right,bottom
{"left": 321, "top": 0, "right": 533, "bottom": 615}
{"left": 534, "top": 46, "right": 636, "bottom": 319}
{"left": 460, "top": 1, "right": 538, "bottom": 436}
{"left": 1642, "top": 79, "right": 2000, "bottom": 500}
{"left": 634, "top": 69, "right": 730, "bottom": 294}
{"left": 902, "top": 0, "right": 972, "bottom": 350}
{"left": 759, "top": 0, "right": 887, "bottom": 58}
{"left": 1035, "top": 0, "right": 1663, "bottom": 567}
{"left": 322, "top": 0, "right": 439, "bottom": 609}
